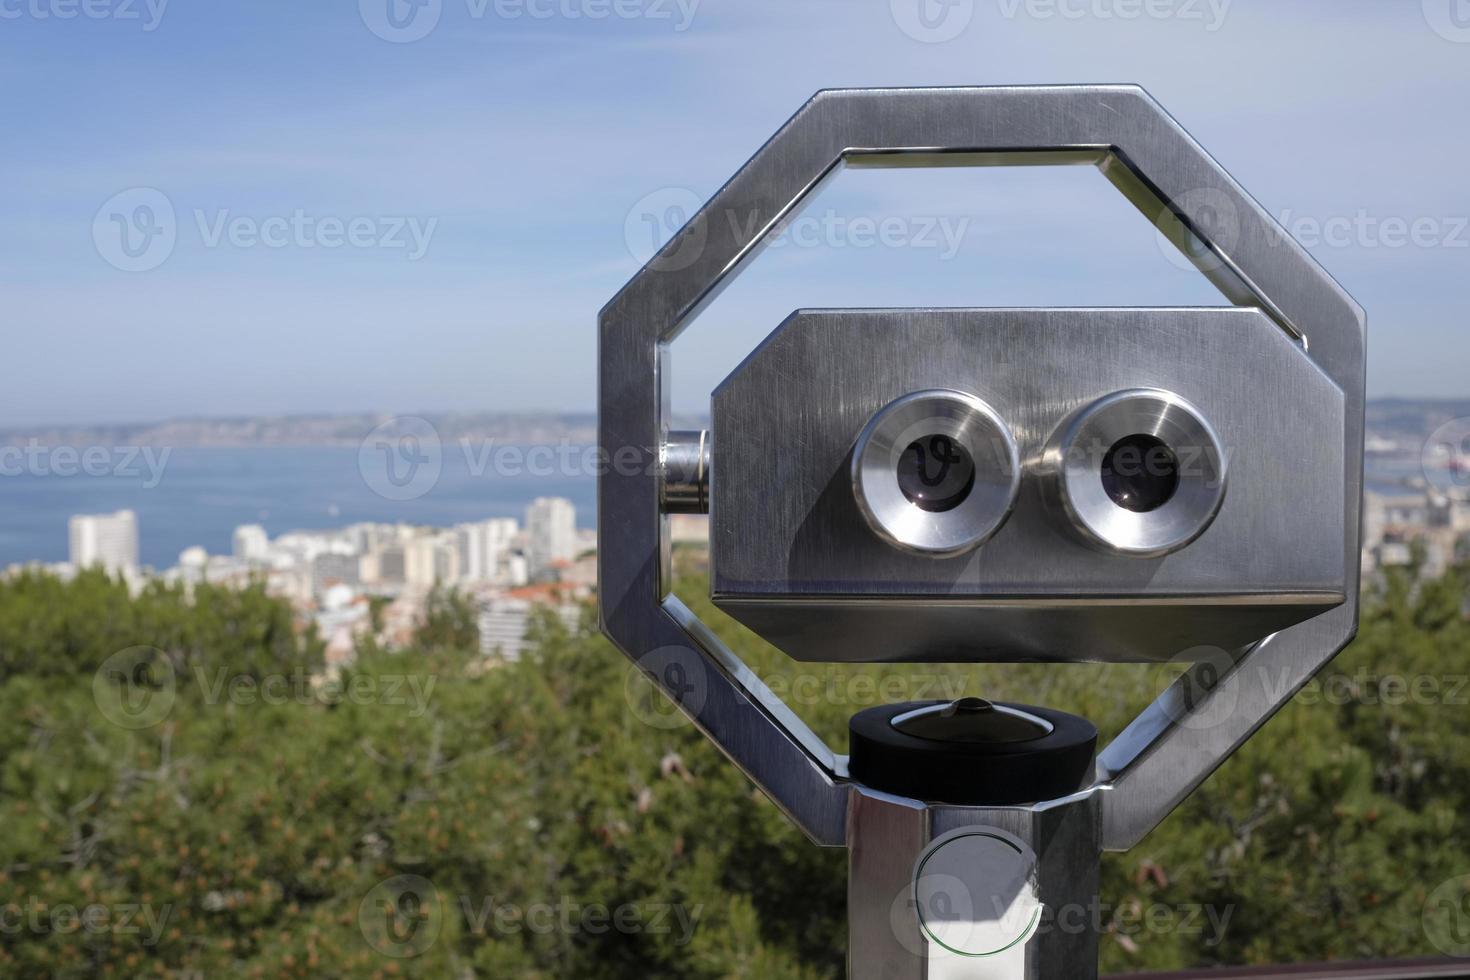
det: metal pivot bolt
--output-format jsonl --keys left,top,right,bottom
{"left": 662, "top": 429, "right": 710, "bottom": 514}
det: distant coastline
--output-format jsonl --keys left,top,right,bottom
{"left": 0, "top": 411, "right": 708, "bottom": 449}
{"left": 0, "top": 401, "right": 1460, "bottom": 571}
{"left": 0, "top": 400, "right": 1456, "bottom": 449}
{"left": 0, "top": 445, "right": 598, "bottom": 570}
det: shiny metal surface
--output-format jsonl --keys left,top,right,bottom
{"left": 852, "top": 389, "right": 1021, "bottom": 557}
{"left": 711, "top": 308, "right": 1345, "bottom": 663}
{"left": 717, "top": 594, "right": 1337, "bottom": 666}
{"left": 661, "top": 429, "right": 710, "bottom": 514}
{"left": 847, "top": 790, "right": 930, "bottom": 977}
{"left": 849, "top": 787, "right": 1103, "bottom": 979}
{"left": 1043, "top": 388, "right": 1227, "bottom": 557}
{"left": 599, "top": 82, "right": 1364, "bottom": 902}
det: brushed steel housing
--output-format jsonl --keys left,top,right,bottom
{"left": 711, "top": 307, "right": 1346, "bottom": 664}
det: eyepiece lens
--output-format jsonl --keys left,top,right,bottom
{"left": 1100, "top": 434, "right": 1179, "bottom": 513}
{"left": 898, "top": 435, "right": 976, "bottom": 513}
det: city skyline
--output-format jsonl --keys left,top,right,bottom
{"left": 54, "top": 498, "right": 593, "bottom": 582}
{"left": 38, "top": 496, "right": 722, "bottom": 667}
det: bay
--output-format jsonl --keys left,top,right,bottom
{"left": 0, "top": 446, "right": 594, "bottom": 570}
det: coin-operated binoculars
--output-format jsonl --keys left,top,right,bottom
{"left": 600, "top": 86, "right": 1364, "bottom": 980}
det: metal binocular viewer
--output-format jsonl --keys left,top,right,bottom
{"left": 600, "top": 86, "right": 1365, "bottom": 979}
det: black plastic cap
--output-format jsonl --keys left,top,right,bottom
{"left": 848, "top": 700, "right": 1098, "bottom": 806}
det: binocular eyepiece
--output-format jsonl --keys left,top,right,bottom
{"left": 852, "top": 387, "right": 1228, "bottom": 559}
{"left": 851, "top": 390, "right": 1021, "bottom": 557}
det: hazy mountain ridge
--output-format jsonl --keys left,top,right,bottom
{"left": 0, "top": 412, "right": 703, "bottom": 448}
{"left": 1365, "top": 398, "right": 1470, "bottom": 442}
{"left": 0, "top": 400, "right": 1457, "bottom": 448}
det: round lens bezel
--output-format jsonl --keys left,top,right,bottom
{"left": 852, "top": 390, "right": 1021, "bottom": 557}
{"left": 1048, "top": 388, "right": 1228, "bottom": 558}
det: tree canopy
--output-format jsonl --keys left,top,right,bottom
{"left": 1, "top": 565, "right": 1467, "bottom": 977}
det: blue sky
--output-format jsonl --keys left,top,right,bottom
{"left": 3, "top": 0, "right": 1467, "bottom": 424}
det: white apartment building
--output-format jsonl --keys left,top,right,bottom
{"left": 312, "top": 552, "right": 359, "bottom": 598}
{"left": 404, "top": 532, "right": 460, "bottom": 588}
{"left": 525, "top": 497, "right": 577, "bottom": 579}
{"left": 457, "top": 518, "right": 519, "bottom": 584}
{"left": 505, "top": 553, "right": 530, "bottom": 587}
{"left": 1362, "top": 488, "right": 1470, "bottom": 579}
{"left": 477, "top": 597, "right": 578, "bottom": 662}
{"left": 370, "top": 545, "right": 406, "bottom": 585}
{"left": 232, "top": 524, "right": 269, "bottom": 561}
{"left": 69, "top": 510, "right": 139, "bottom": 575}
{"left": 343, "top": 522, "right": 400, "bottom": 556}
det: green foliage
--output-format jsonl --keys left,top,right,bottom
{"left": 0, "top": 567, "right": 1467, "bottom": 976}
{"left": 417, "top": 587, "right": 480, "bottom": 654}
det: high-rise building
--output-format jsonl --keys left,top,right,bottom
{"left": 433, "top": 537, "right": 460, "bottom": 585}
{"left": 404, "top": 533, "right": 460, "bottom": 588}
{"left": 403, "top": 537, "right": 434, "bottom": 588}
{"left": 232, "top": 524, "right": 269, "bottom": 561}
{"left": 456, "top": 518, "right": 518, "bottom": 583}
{"left": 312, "top": 552, "right": 359, "bottom": 598}
{"left": 376, "top": 545, "right": 406, "bottom": 584}
{"left": 525, "top": 497, "right": 576, "bottom": 579}
{"left": 68, "top": 510, "right": 139, "bottom": 575}
{"left": 505, "top": 552, "right": 530, "bottom": 587}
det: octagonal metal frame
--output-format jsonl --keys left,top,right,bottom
{"left": 598, "top": 85, "right": 1365, "bottom": 849}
